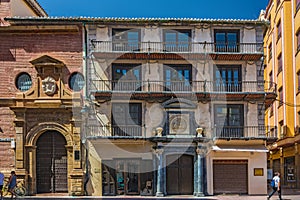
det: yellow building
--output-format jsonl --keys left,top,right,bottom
{"left": 264, "top": 0, "right": 300, "bottom": 189}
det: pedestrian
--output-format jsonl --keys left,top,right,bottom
{"left": 268, "top": 171, "right": 282, "bottom": 200}
{"left": 7, "top": 171, "right": 17, "bottom": 199}
{"left": 0, "top": 171, "right": 4, "bottom": 200}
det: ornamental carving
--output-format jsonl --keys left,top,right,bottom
{"left": 42, "top": 76, "right": 57, "bottom": 96}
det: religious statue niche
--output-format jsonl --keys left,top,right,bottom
{"left": 42, "top": 76, "right": 57, "bottom": 96}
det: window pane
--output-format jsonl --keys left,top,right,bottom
{"left": 216, "top": 33, "right": 226, "bottom": 43}
{"left": 16, "top": 73, "right": 32, "bottom": 92}
{"left": 127, "top": 31, "right": 139, "bottom": 50}
{"left": 227, "top": 33, "right": 238, "bottom": 51}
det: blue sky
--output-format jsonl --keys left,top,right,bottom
{"left": 37, "top": 0, "right": 269, "bottom": 19}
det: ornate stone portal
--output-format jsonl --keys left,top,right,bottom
{"left": 12, "top": 55, "right": 84, "bottom": 195}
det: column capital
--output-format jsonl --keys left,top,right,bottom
{"left": 196, "top": 147, "right": 206, "bottom": 155}
{"left": 153, "top": 148, "right": 164, "bottom": 155}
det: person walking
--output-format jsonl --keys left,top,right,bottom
{"left": 268, "top": 171, "right": 282, "bottom": 200}
{"left": 7, "top": 171, "right": 17, "bottom": 199}
{"left": 0, "top": 171, "right": 4, "bottom": 200}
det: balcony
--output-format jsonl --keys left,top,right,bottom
{"left": 90, "top": 40, "right": 263, "bottom": 61}
{"left": 85, "top": 124, "right": 277, "bottom": 141}
{"left": 91, "top": 80, "right": 277, "bottom": 104}
{"left": 86, "top": 125, "right": 143, "bottom": 138}
{"left": 212, "top": 126, "right": 277, "bottom": 140}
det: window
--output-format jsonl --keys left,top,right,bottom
{"left": 270, "top": 105, "right": 274, "bottom": 117}
{"left": 214, "top": 65, "right": 242, "bottom": 92}
{"left": 268, "top": 43, "right": 272, "bottom": 60}
{"left": 163, "top": 29, "right": 191, "bottom": 52}
{"left": 214, "top": 30, "right": 239, "bottom": 52}
{"left": 15, "top": 72, "right": 32, "bottom": 92}
{"left": 277, "top": 21, "right": 282, "bottom": 41}
{"left": 112, "top": 29, "right": 140, "bottom": 51}
{"left": 277, "top": 0, "right": 281, "bottom": 9}
{"left": 297, "top": 71, "right": 300, "bottom": 93}
{"left": 112, "top": 64, "right": 141, "bottom": 91}
{"left": 279, "top": 120, "right": 284, "bottom": 138}
{"left": 297, "top": 0, "right": 300, "bottom": 12}
{"left": 297, "top": 31, "right": 300, "bottom": 52}
{"left": 164, "top": 64, "right": 192, "bottom": 91}
{"left": 277, "top": 54, "right": 282, "bottom": 74}
{"left": 269, "top": 71, "right": 273, "bottom": 89}
{"left": 112, "top": 103, "right": 142, "bottom": 136}
{"left": 278, "top": 87, "right": 283, "bottom": 107}
{"left": 214, "top": 104, "right": 244, "bottom": 138}
{"left": 69, "top": 72, "right": 85, "bottom": 91}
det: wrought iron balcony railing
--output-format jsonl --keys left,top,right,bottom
{"left": 86, "top": 125, "right": 143, "bottom": 138}
{"left": 91, "top": 80, "right": 276, "bottom": 94}
{"left": 85, "top": 124, "right": 277, "bottom": 139}
{"left": 212, "top": 126, "right": 277, "bottom": 139}
{"left": 91, "top": 40, "right": 263, "bottom": 54}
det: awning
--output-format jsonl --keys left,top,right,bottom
{"left": 212, "top": 145, "right": 268, "bottom": 152}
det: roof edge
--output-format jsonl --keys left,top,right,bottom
{"left": 4, "top": 16, "right": 269, "bottom": 26}
{"left": 23, "top": 0, "right": 48, "bottom": 17}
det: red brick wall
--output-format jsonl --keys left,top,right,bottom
{"left": 0, "top": 25, "right": 83, "bottom": 170}
{"left": 0, "top": 0, "right": 11, "bottom": 18}
{"left": 0, "top": 27, "right": 83, "bottom": 97}
{"left": 0, "top": 107, "right": 15, "bottom": 171}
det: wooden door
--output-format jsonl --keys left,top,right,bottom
{"left": 36, "top": 131, "right": 67, "bottom": 193}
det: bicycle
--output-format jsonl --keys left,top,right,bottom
{"left": 2, "top": 178, "right": 27, "bottom": 197}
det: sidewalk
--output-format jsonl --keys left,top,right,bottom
{"left": 5, "top": 194, "right": 300, "bottom": 200}
{"left": 4, "top": 195, "right": 299, "bottom": 200}
{"left": 4, "top": 188, "right": 300, "bottom": 200}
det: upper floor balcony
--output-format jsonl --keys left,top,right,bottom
{"left": 90, "top": 40, "right": 264, "bottom": 61}
{"left": 85, "top": 124, "right": 277, "bottom": 142}
{"left": 91, "top": 79, "right": 277, "bottom": 105}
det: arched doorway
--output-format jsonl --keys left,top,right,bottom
{"left": 166, "top": 154, "right": 194, "bottom": 195}
{"left": 36, "top": 130, "right": 68, "bottom": 193}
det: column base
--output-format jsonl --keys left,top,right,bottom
{"left": 194, "top": 192, "right": 204, "bottom": 197}
{"left": 156, "top": 192, "right": 164, "bottom": 197}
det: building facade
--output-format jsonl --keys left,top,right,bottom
{"left": 83, "top": 18, "right": 276, "bottom": 196}
{"left": 264, "top": 0, "right": 300, "bottom": 189}
{"left": 0, "top": 0, "right": 85, "bottom": 195}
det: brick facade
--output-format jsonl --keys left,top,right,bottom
{"left": 0, "top": 0, "right": 11, "bottom": 19}
{"left": 0, "top": 22, "right": 85, "bottom": 195}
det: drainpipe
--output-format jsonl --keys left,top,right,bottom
{"left": 83, "top": 22, "right": 89, "bottom": 196}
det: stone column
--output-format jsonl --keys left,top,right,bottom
{"left": 154, "top": 148, "right": 164, "bottom": 197}
{"left": 25, "top": 145, "right": 36, "bottom": 195}
{"left": 194, "top": 147, "right": 205, "bottom": 197}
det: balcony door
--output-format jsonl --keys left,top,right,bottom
{"left": 163, "top": 30, "right": 191, "bottom": 52}
{"left": 214, "top": 104, "right": 244, "bottom": 138}
{"left": 164, "top": 64, "right": 192, "bottom": 92}
{"left": 214, "top": 65, "right": 241, "bottom": 92}
{"left": 214, "top": 30, "right": 239, "bottom": 52}
{"left": 112, "top": 29, "right": 140, "bottom": 51}
{"left": 112, "top": 64, "right": 141, "bottom": 91}
{"left": 112, "top": 103, "right": 142, "bottom": 137}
